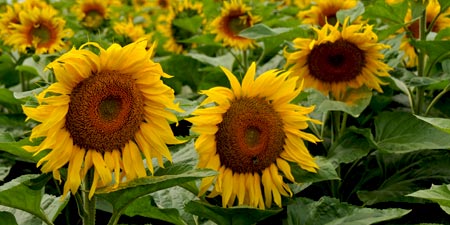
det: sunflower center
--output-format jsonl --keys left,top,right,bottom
{"left": 99, "top": 96, "right": 122, "bottom": 121}
{"left": 83, "top": 10, "right": 104, "bottom": 29}
{"left": 227, "top": 11, "right": 251, "bottom": 36}
{"left": 65, "top": 70, "right": 144, "bottom": 152}
{"left": 307, "top": 39, "right": 366, "bottom": 83}
{"left": 31, "top": 23, "right": 51, "bottom": 44}
{"left": 215, "top": 97, "right": 285, "bottom": 173}
{"left": 158, "top": 0, "right": 169, "bottom": 8}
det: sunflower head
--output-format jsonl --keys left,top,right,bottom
{"left": 23, "top": 39, "right": 183, "bottom": 198}
{"left": 298, "top": 0, "right": 358, "bottom": 26}
{"left": 210, "top": 0, "right": 261, "bottom": 50}
{"left": 400, "top": 0, "right": 450, "bottom": 67}
{"left": 113, "top": 18, "right": 151, "bottom": 43}
{"left": 156, "top": 0, "right": 205, "bottom": 53}
{"left": 187, "top": 62, "right": 320, "bottom": 209}
{"left": 284, "top": 18, "right": 391, "bottom": 99}
{"left": 73, "top": 0, "right": 120, "bottom": 30}
{"left": 2, "top": 3, "right": 73, "bottom": 54}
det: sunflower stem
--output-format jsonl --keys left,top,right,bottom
{"left": 415, "top": 7, "right": 427, "bottom": 115}
{"left": 425, "top": 83, "right": 450, "bottom": 116}
{"left": 82, "top": 170, "right": 96, "bottom": 225}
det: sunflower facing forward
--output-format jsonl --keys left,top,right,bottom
{"left": 284, "top": 18, "right": 391, "bottom": 99}
{"left": 187, "top": 63, "right": 320, "bottom": 209}
{"left": 210, "top": 0, "right": 261, "bottom": 50}
{"left": 23, "top": 39, "right": 183, "bottom": 198}
{"left": 2, "top": 1, "right": 73, "bottom": 54}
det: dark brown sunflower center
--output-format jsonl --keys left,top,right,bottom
{"left": 83, "top": 9, "right": 104, "bottom": 29}
{"left": 65, "top": 70, "right": 144, "bottom": 152}
{"left": 226, "top": 11, "right": 251, "bottom": 36}
{"left": 215, "top": 97, "right": 285, "bottom": 173}
{"left": 31, "top": 23, "right": 51, "bottom": 44}
{"left": 158, "top": 0, "right": 169, "bottom": 8}
{"left": 307, "top": 39, "right": 365, "bottom": 83}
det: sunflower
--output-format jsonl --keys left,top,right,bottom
{"left": 400, "top": 0, "right": 450, "bottom": 67}
{"left": 0, "top": 3, "right": 21, "bottom": 38}
{"left": 210, "top": 0, "right": 261, "bottom": 50}
{"left": 3, "top": 3, "right": 73, "bottom": 54}
{"left": 113, "top": 18, "right": 151, "bottom": 43}
{"left": 187, "top": 62, "right": 320, "bottom": 209}
{"left": 22, "top": 39, "right": 183, "bottom": 198}
{"left": 72, "top": 0, "right": 121, "bottom": 30}
{"left": 284, "top": 18, "right": 391, "bottom": 99}
{"left": 156, "top": 0, "right": 204, "bottom": 53}
{"left": 298, "top": 0, "right": 358, "bottom": 26}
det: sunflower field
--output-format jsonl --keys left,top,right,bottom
{"left": 2, "top": 0, "right": 450, "bottom": 224}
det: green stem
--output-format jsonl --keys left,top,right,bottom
{"left": 82, "top": 170, "right": 96, "bottom": 225}
{"left": 424, "top": 83, "right": 450, "bottom": 116}
{"left": 415, "top": 8, "right": 428, "bottom": 115}
{"left": 227, "top": 48, "right": 246, "bottom": 72}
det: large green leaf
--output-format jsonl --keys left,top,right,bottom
{"left": 438, "top": 0, "right": 450, "bottom": 13}
{"left": 327, "top": 128, "right": 377, "bottom": 165}
{"left": 363, "top": 0, "right": 408, "bottom": 24}
{"left": 306, "top": 88, "right": 372, "bottom": 118}
{"left": 374, "top": 111, "right": 450, "bottom": 153}
{"left": 96, "top": 169, "right": 216, "bottom": 224}
{"left": 291, "top": 157, "right": 340, "bottom": 186}
{"left": 0, "top": 193, "right": 68, "bottom": 225}
{"left": 151, "top": 186, "right": 198, "bottom": 225}
{"left": 185, "top": 200, "right": 282, "bottom": 225}
{"left": 0, "top": 88, "right": 23, "bottom": 112}
{"left": 413, "top": 41, "right": 450, "bottom": 77}
{"left": 123, "top": 195, "right": 186, "bottom": 225}
{"left": 0, "top": 133, "right": 44, "bottom": 163}
{"left": 357, "top": 149, "right": 450, "bottom": 205}
{"left": 239, "top": 23, "right": 291, "bottom": 39}
{"left": 407, "top": 184, "right": 450, "bottom": 215}
{"left": 287, "top": 196, "right": 410, "bottom": 225}
{"left": 415, "top": 115, "right": 450, "bottom": 134}
{"left": 0, "top": 174, "right": 57, "bottom": 225}
{"left": 187, "top": 52, "right": 234, "bottom": 71}
{"left": 0, "top": 211, "right": 18, "bottom": 225}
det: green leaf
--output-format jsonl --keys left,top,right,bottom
{"left": 328, "top": 128, "right": 377, "bottom": 165}
{"left": 287, "top": 196, "right": 410, "bottom": 225}
{"left": 151, "top": 186, "right": 198, "bottom": 225}
{"left": 172, "top": 16, "right": 203, "bottom": 34}
{"left": 0, "top": 55, "right": 19, "bottom": 88}
{"left": 239, "top": 23, "right": 291, "bottom": 39}
{"left": 375, "top": 111, "right": 450, "bottom": 153}
{"left": 0, "top": 158, "right": 14, "bottom": 182}
{"left": 185, "top": 200, "right": 282, "bottom": 225}
{"left": 313, "top": 88, "right": 372, "bottom": 117}
{"left": 0, "top": 174, "right": 53, "bottom": 225}
{"left": 15, "top": 65, "right": 39, "bottom": 78}
{"left": 0, "top": 88, "right": 23, "bottom": 109}
{"left": 337, "top": 1, "right": 365, "bottom": 24}
{"left": 363, "top": 0, "right": 408, "bottom": 24}
{"left": 0, "top": 211, "right": 18, "bottom": 225}
{"left": 187, "top": 52, "right": 234, "bottom": 71}
{"left": 438, "top": 0, "right": 450, "bottom": 13}
{"left": 415, "top": 115, "right": 450, "bottom": 134}
{"left": 40, "top": 194, "right": 69, "bottom": 223}
{"left": 357, "top": 149, "right": 450, "bottom": 205}
{"left": 408, "top": 184, "right": 450, "bottom": 215}
{"left": 96, "top": 169, "right": 216, "bottom": 224}
{"left": 291, "top": 157, "right": 340, "bottom": 184}
{"left": 123, "top": 195, "right": 186, "bottom": 225}
{"left": 413, "top": 41, "right": 450, "bottom": 77}
{"left": 0, "top": 133, "right": 44, "bottom": 163}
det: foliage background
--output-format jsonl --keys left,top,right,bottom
{"left": 1, "top": 0, "right": 450, "bottom": 224}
